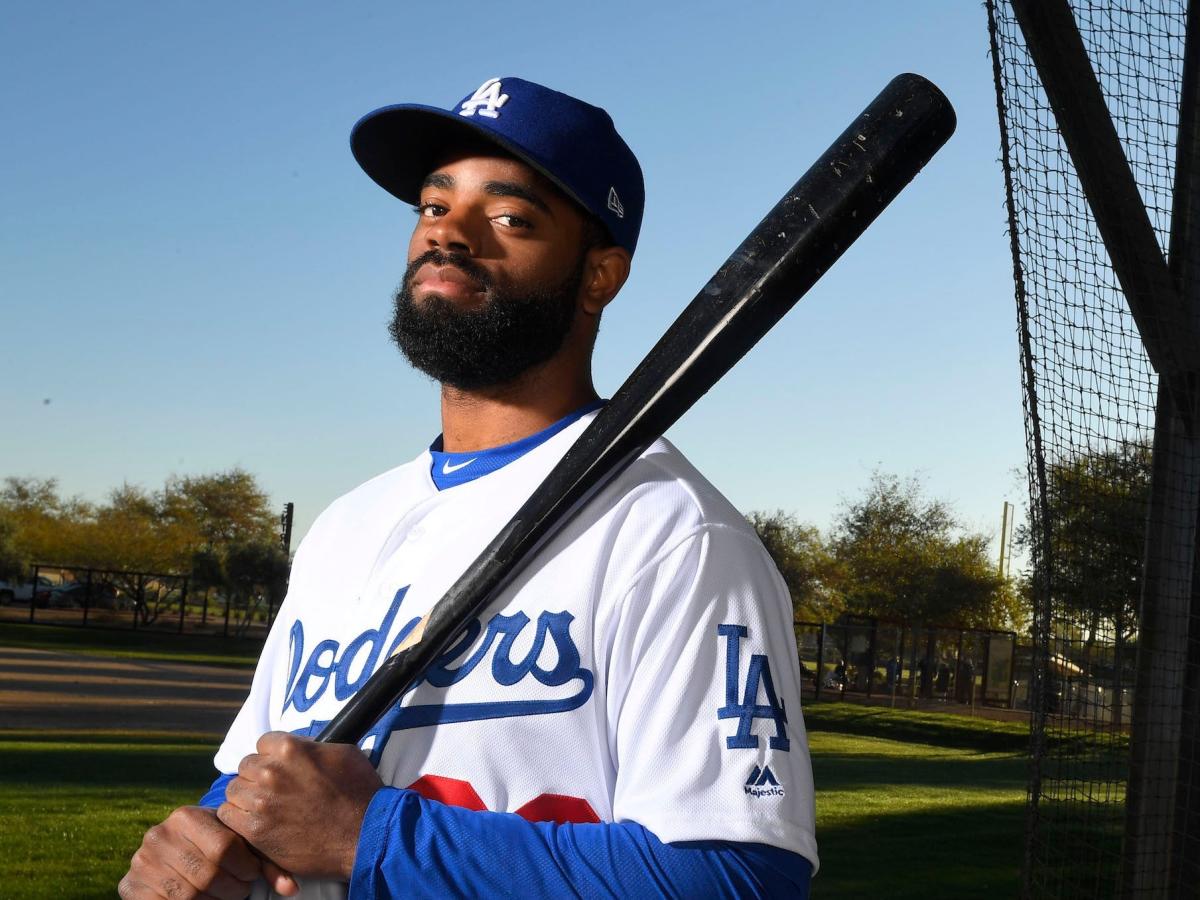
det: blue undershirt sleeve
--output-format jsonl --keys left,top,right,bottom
{"left": 197, "top": 773, "right": 235, "bottom": 810}
{"left": 351, "top": 787, "right": 812, "bottom": 899}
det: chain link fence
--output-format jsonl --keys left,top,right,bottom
{"left": 0, "top": 563, "right": 277, "bottom": 639}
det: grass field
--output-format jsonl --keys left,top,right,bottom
{"left": 805, "top": 705, "right": 1027, "bottom": 898}
{"left": 0, "top": 730, "right": 220, "bottom": 898}
{"left": 0, "top": 704, "right": 1029, "bottom": 898}
{"left": 0, "top": 621, "right": 261, "bottom": 667}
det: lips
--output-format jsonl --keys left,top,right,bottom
{"left": 413, "top": 263, "right": 486, "bottom": 301}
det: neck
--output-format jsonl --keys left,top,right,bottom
{"left": 439, "top": 358, "right": 598, "bottom": 452}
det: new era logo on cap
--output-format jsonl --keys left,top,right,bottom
{"left": 607, "top": 187, "right": 625, "bottom": 219}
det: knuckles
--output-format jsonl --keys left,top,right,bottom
{"left": 256, "top": 730, "right": 296, "bottom": 756}
{"left": 159, "top": 874, "right": 196, "bottom": 900}
{"left": 177, "top": 844, "right": 206, "bottom": 879}
{"left": 256, "top": 766, "right": 280, "bottom": 790}
{"left": 209, "top": 823, "right": 239, "bottom": 857}
{"left": 142, "top": 824, "right": 166, "bottom": 850}
{"left": 124, "top": 805, "right": 239, "bottom": 899}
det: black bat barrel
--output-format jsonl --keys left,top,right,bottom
{"left": 318, "top": 73, "right": 956, "bottom": 744}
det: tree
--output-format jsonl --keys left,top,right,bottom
{"left": 831, "top": 472, "right": 1023, "bottom": 630}
{"left": 190, "top": 547, "right": 225, "bottom": 594}
{"left": 162, "top": 469, "right": 277, "bottom": 552}
{"left": 0, "top": 476, "right": 93, "bottom": 567}
{"left": 0, "top": 512, "right": 27, "bottom": 582}
{"left": 1, "top": 476, "right": 60, "bottom": 510}
{"left": 0, "top": 469, "right": 283, "bottom": 584}
{"left": 85, "top": 483, "right": 189, "bottom": 573}
{"left": 1019, "top": 442, "right": 1151, "bottom": 645}
{"left": 224, "top": 541, "right": 290, "bottom": 635}
{"left": 746, "top": 511, "right": 845, "bottom": 622}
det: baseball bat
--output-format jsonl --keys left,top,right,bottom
{"left": 318, "top": 72, "right": 956, "bottom": 744}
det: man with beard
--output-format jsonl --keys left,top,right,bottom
{"left": 121, "top": 77, "right": 817, "bottom": 900}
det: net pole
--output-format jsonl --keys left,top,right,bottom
{"left": 1124, "top": 394, "right": 1198, "bottom": 897}
{"left": 1124, "top": 0, "right": 1200, "bottom": 892}
{"left": 1166, "top": 2, "right": 1200, "bottom": 891}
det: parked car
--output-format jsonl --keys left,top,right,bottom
{"left": 0, "top": 576, "right": 54, "bottom": 606}
{"left": 46, "top": 581, "right": 122, "bottom": 609}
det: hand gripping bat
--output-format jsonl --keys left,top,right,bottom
{"left": 317, "top": 72, "right": 956, "bottom": 745}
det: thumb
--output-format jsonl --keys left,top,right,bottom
{"left": 262, "top": 859, "right": 300, "bottom": 896}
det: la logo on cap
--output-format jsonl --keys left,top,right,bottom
{"left": 460, "top": 77, "right": 509, "bottom": 119}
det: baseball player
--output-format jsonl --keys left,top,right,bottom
{"left": 120, "top": 76, "right": 818, "bottom": 899}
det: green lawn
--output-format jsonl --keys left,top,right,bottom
{"left": 804, "top": 704, "right": 1028, "bottom": 898}
{"left": 0, "top": 706, "right": 1029, "bottom": 898}
{"left": 0, "top": 731, "right": 220, "bottom": 899}
{"left": 0, "top": 621, "right": 262, "bottom": 667}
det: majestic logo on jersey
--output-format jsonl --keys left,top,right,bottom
{"left": 744, "top": 764, "right": 785, "bottom": 798}
{"left": 717, "top": 624, "right": 790, "bottom": 751}
{"left": 283, "top": 586, "right": 594, "bottom": 762}
{"left": 459, "top": 77, "right": 509, "bottom": 119}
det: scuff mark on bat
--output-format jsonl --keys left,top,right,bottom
{"left": 807, "top": 204, "right": 820, "bottom": 219}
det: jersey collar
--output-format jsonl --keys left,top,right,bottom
{"left": 428, "top": 399, "right": 605, "bottom": 490}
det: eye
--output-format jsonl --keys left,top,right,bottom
{"left": 493, "top": 213, "right": 533, "bottom": 229}
{"left": 413, "top": 201, "right": 447, "bottom": 218}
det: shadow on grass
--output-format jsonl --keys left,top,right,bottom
{"left": 0, "top": 622, "right": 262, "bottom": 666}
{"left": 0, "top": 731, "right": 218, "bottom": 746}
{"left": 0, "top": 740, "right": 218, "bottom": 790}
{"left": 815, "top": 799, "right": 1024, "bottom": 899}
{"left": 812, "top": 751, "right": 1026, "bottom": 793}
{"left": 804, "top": 703, "right": 1030, "bottom": 754}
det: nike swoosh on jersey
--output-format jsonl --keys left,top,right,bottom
{"left": 442, "top": 457, "right": 478, "bottom": 474}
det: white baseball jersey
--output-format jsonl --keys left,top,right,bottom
{"left": 215, "top": 411, "right": 818, "bottom": 897}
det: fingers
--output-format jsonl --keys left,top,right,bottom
{"left": 120, "top": 806, "right": 260, "bottom": 900}
{"left": 183, "top": 805, "right": 262, "bottom": 884}
{"left": 219, "top": 737, "right": 376, "bottom": 880}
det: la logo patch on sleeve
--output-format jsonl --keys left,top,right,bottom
{"left": 716, "top": 624, "right": 790, "bottom": 751}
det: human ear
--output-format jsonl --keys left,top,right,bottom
{"left": 580, "top": 247, "right": 632, "bottom": 315}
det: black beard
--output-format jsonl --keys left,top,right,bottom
{"left": 389, "top": 249, "right": 585, "bottom": 390}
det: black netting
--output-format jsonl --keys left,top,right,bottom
{"left": 987, "top": 1, "right": 1198, "bottom": 896}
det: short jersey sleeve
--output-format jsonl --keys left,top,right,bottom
{"left": 599, "top": 523, "right": 819, "bottom": 870}
{"left": 213, "top": 607, "right": 294, "bottom": 774}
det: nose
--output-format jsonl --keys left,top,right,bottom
{"left": 423, "top": 207, "right": 479, "bottom": 256}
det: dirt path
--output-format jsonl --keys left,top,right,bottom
{"left": 0, "top": 646, "right": 253, "bottom": 736}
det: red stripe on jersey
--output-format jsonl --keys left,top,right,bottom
{"left": 406, "top": 774, "right": 487, "bottom": 811}
{"left": 514, "top": 793, "right": 601, "bottom": 824}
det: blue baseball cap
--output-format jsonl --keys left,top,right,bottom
{"left": 350, "top": 76, "right": 645, "bottom": 255}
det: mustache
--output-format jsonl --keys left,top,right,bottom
{"left": 403, "top": 250, "right": 493, "bottom": 292}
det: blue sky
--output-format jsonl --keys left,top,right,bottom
{"left": 0, "top": 2, "right": 1026, "bottom": 552}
